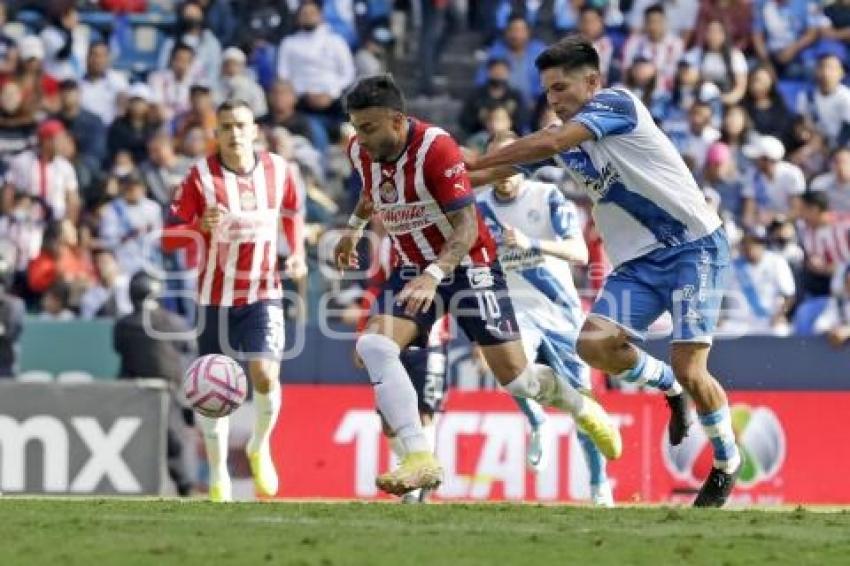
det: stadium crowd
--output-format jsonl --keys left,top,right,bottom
{"left": 1, "top": 0, "right": 850, "bottom": 380}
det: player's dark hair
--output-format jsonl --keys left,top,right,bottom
{"left": 344, "top": 74, "right": 406, "bottom": 114}
{"left": 535, "top": 35, "right": 600, "bottom": 74}
{"left": 644, "top": 4, "right": 666, "bottom": 18}
{"left": 217, "top": 98, "right": 254, "bottom": 116}
{"left": 801, "top": 190, "right": 830, "bottom": 212}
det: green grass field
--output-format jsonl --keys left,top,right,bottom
{"left": 1, "top": 499, "right": 849, "bottom": 566}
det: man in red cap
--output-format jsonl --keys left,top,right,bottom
{"left": 3, "top": 118, "right": 80, "bottom": 222}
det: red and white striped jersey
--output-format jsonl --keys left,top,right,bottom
{"left": 348, "top": 118, "right": 496, "bottom": 268}
{"left": 163, "top": 151, "right": 304, "bottom": 307}
{"left": 798, "top": 213, "right": 850, "bottom": 266}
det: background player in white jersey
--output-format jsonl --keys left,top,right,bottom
{"left": 162, "top": 100, "right": 306, "bottom": 502}
{"left": 334, "top": 75, "right": 622, "bottom": 496}
{"left": 476, "top": 132, "right": 613, "bottom": 506}
{"left": 468, "top": 36, "right": 741, "bottom": 507}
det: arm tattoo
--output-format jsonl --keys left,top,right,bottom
{"left": 436, "top": 204, "right": 478, "bottom": 272}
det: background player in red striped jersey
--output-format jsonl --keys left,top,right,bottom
{"left": 334, "top": 75, "right": 622, "bottom": 496}
{"left": 162, "top": 99, "right": 306, "bottom": 502}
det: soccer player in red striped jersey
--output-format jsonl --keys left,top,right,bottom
{"left": 334, "top": 75, "right": 622, "bottom": 496}
{"left": 162, "top": 99, "right": 306, "bottom": 502}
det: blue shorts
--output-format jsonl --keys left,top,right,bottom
{"left": 399, "top": 345, "right": 449, "bottom": 414}
{"left": 591, "top": 229, "right": 730, "bottom": 344}
{"left": 375, "top": 262, "right": 521, "bottom": 347}
{"left": 198, "top": 299, "right": 285, "bottom": 361}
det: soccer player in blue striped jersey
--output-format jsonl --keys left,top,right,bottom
{"left": 468, "top": 35, "right": 741, "bottom": 507}
{"left": 476, "top": 131, "right": 614, "bottom": 505}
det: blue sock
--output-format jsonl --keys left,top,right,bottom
{"left": 576, "top": 429, "right": 607, "bottom": 487}
{"left": 513, "top": 396, "right": 547, "bottom": 429}
{"left": 617, "top": 349, "right": 681, "bottom": 395}
{"left": 697, "top": 406, "right": 741, "bottom": 473}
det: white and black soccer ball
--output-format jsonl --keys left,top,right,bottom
{"left": 182, "top": 354, "right": 248, "bottom": 418}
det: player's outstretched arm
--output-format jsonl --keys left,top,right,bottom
{"left": 468, "top": 165, "right": 517, "bottom": 189}
{"left": 468, "top": 122, "right": 595, "bottom": 172}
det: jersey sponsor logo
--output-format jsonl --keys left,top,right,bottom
{"left": 443, "top": 162, "right": 466, "bottom": 178}
{"left": 379, "top": 180, "right": 398, "bottom": 203}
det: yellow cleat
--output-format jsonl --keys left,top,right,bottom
{"left": 247, "top": 448, "right": 279, "bottom": 497}
{"left": 209, "top": 478, "right": 232, "bottom": 503}
{"left": 376, "top": 451, "right": 443, "bottom": 496}
{"left": 575, "top": 396, "right": 623, "bottom": 460}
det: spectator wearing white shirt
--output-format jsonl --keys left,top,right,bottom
{"left": 149, "top": 43, "right": 196, "bottom": 124}
{"left": 99, "top": 173, "right": 162, "bottom": 276}
{"left": 814, "top": 264, "right": 850, "bottom": 347}
{"left": 810, "top": 147, "right": 850, "bottom": 213}
{"left": 4, "top": 119, "right": 79, "bottom": 222}
{"left": 579, "top": 6, "right": 614, "bottom": 85}
{"left": 622, "top": 4, "right": 684, "bottom": 89}
{"left": 157, "top": 1, "right": 222, "bottom": 81}
{"left": 684, "top": 19, "right": 748, "bottom": 106}
{"left": 79, "top": 41, "right": 129, "bottom": 126}
{"left": 40, "top": 6, "right": 96, "bottom": 80}
{"left": 797, "top": 53, "right": 850, "bottom": 149}
{"left": 213, "top": 47, "right": 268, "bottom": 118}
{"left": 39, "top": 280, "right": 75, "bottom": 320}
{"left": 79, "top": 249, "right": 132, "bottom": 319}
{"left": 722, "top": 226, "right": 797, "bottom": 336}
{"left": 276, "top": 0, "right": 355, "bottom": 132}
{"left": 680, "top": 100, "right": 720, "bottom": 172}
{"left": 742, "top": 135, "right": 806, "bottom": 225}
{"left": 628, "top": 0, "right": 699, "bottom": 41}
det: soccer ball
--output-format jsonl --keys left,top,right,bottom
{"left": 182, "top": 354, "right": 248, "bottom": 418}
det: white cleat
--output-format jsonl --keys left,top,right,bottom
{"left": 591, "top": 481, "right": 615, "bottom": 508}
{"left": 526, "top": 420, "right": 552, "bottom": 472}
{"left": 247, "top": 446, "right": 279, "bottom": 497}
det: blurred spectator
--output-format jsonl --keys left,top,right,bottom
{"left": 662, "top": 58, "right": 719, "bottom": 136}
{"left": 627, "top": 0, "right": 699, "bottom": 41}
{"left": 55, "top": 79, "right": 106, "bottom": 168}
{"left": 79, "top": 41, "right": 128, "bottom": 126}
{"left": 579, "top": 6, "right": 614, "bottom": 86}
{"left": 0, "top": 242, "right": 24, "bottom": 377}
{"left": 742, "top": 65, "right": 797, "bottom": 149}
{"left": 679, "top": 100, "right": 720, "bottom": 171}
{"left": 158, "top": 0, "right": 223, "bottom": 79}
{"left": 213, "top": 47, "right": 267, "bottom": 118}
{"left": 354, "top": 25, "right": 393, "bottom": 80}
{"left": 259, "top": 79, "right": 322, "bottom": 147}
{"left": 139, "top": 131, "right": 191, "bottom": 209}
{"left": 692, "top": 0, "right": 754, "bottom": 53}
{"left": 810, "top": 147, "right": 850, "bottom": 213}
{"left": 107, "top": 83, "right": 161, "bottom": 166}
{"left": 477, "top": 15, "right": 546, "bottom": 104}
{"left": 823, "top": 0, "right": 850, "bottom": 46}
{"left": 767, "top": 215, "right": 805, "bottom": 270}
{"left": 685, "top": 20, "right": 748, "bottom": 106}
{"left": 113, "top": 271, "right": 195, "bottom": 496}
{"left": 235, "top": 0, "right": 295, "bottom": 48}
{"left": 179, "top": 125, "right": 209, "bottom": 160}
{"left": 55, "top": 129, "right": 102, "bottom": 210}
{"left": 797, "top": 53, "right": 850, "bottom": 149}
{"left": 172, "top": 83, "right": 217, "bottom": 155}
{"left": 465, "top": 105, "right": 514, "bottom": 156}
{"left": 719, "top": 104, "right": 755, "bottom": 176}
{"left": 622, "top": 4, "right": 684, "bottom": 88}
{"left": 80, "top": 249, "right": 132, "bottom": 319}
{"left": 4, "top": 119, "right": 79, "bottom": 222}
{"left": 786, "top": 114, "right": 828, "bottom": 178}
{"left": 752, "top": 0, "right": 825, "bottom": 78}
{"left": 722, "top": 226, "right": 796, "bottom": 336}
{"left": 27, "top": 218, "right": 95, "bottom": 300}
{"left": 198, "top": 0, "right": 236, "bottom": 47}
{"left": 0, "top": 3, "right": 19, "bottom": 77}
{"left": 701, "top": 141, "right": 746, "bottom": 222}
{"left": 0, "top": 191, "right": 45, "bottom": 280}
{"left": 813, "top": 264, "right": 850, "bottom": 347}
{"left": 461, "top": 58, "right": 529, "bottom": 138}
{"left": 277, "top": 0, "right": 355, "bottom": 134}
{"left": 742, "top": 135, "right": 806, "bottom": 225}
{"left": 418, "top": 0, "right": 460, "bottom": 96}
{"left": 797, "top": 191, "right": 850, "bottom": 298}
{"left": 149, "top": 43, "right": 196, "bottom": 123}
{"left": 99, "top": 172, "right": 163, "bottom": 276}
{"left": 14, "top": 35, "right": 60, "bottom": 115}
{"left": 40, "top": 6, "right": 98, "bottom": 81}
{"left": 0, "top": 81, "right": 36, "bottom": 172}
{"left": 40, "top": 280, "right": 75, "bottom": 320}
{"left": 620, "top": 57, "right": 668, "bottom": 121}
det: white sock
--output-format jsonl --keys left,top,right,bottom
{"left": 356, "top": 334, "right": 429, "bottom": 454}
{"left": 198, "top": 414, "right": 230, "bottom": 485}
{"left": 504, "top": 364, "right": 585, "bottom": 415}
{"left": 617, "top": 350, "right": 683, "bottom": 396}
{"left": 422, "top": 419, "right": 437, "bottom": 454}
{"left": 389, "top": 434, "right": 406, "bottom": 468}
{"left": 247, "top": 387, "right": 281, "bottom": 455}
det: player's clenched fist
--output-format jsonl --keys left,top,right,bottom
{"left": 200, "top": 205, "right": 226, "bottom": 233}
{"left": 396, "top": 274, "right": 439, "bottom": 316}
{"left": 334, "top": 232, "right": 360, "bottom": 270}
